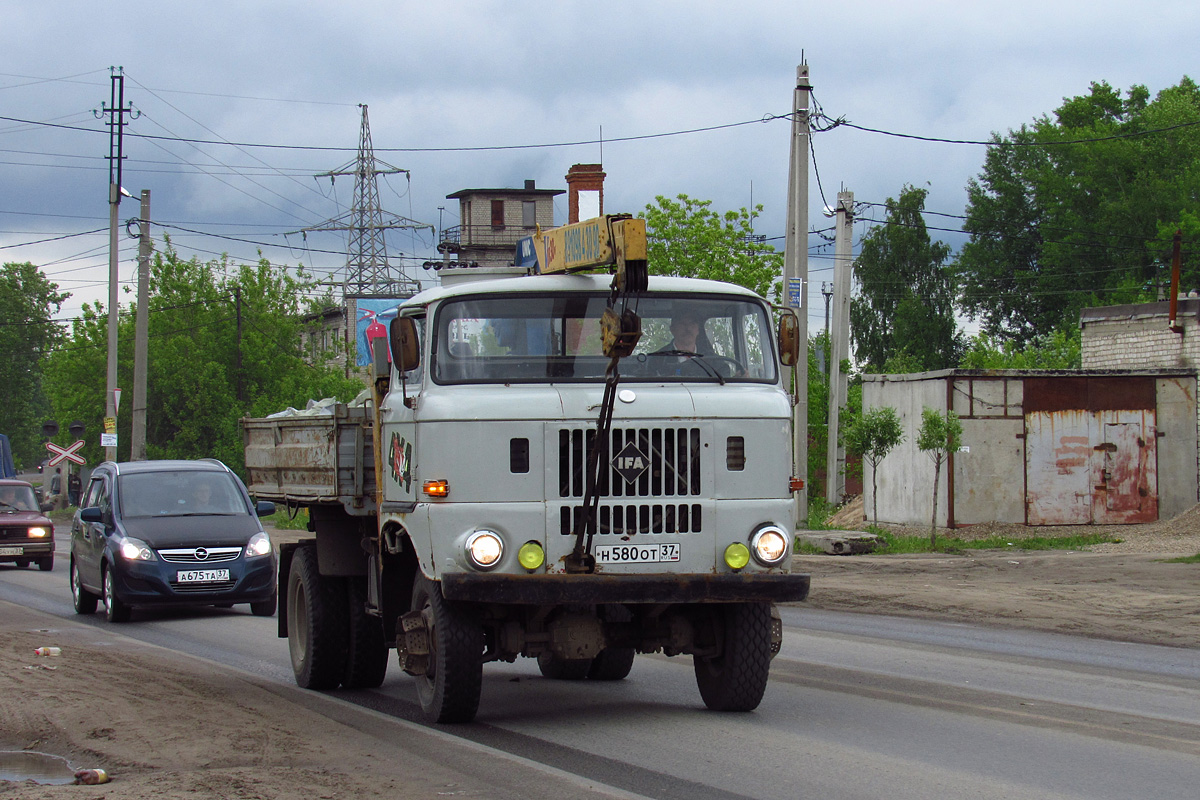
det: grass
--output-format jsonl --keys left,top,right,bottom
{"left": 263, "top": 506, "right": 310, "bottom": 531}
{"left": 795, "top": 525, "right": 1123, "bottom": 556}
{"left": 872, "top": 529, "right": 1122, "bottom": 554}
{"left": 1165, "top": 553, "right": 1200, "bottom": 563}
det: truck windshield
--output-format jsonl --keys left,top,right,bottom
{"left": 432, "top": 293, "right": 777, "bottom": 384}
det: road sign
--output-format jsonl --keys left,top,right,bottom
{"left": 46, "top": 439, "right": 86, "bottom": 467}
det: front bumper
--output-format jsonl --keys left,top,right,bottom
{"left": 0, "top": 541, "right": 54, "bottom": 561}
{"left": 110, "top": 555, "right": 277, "bottom": 607}
{"left": 440, "top": 571, "right": 810, "bottom": 605}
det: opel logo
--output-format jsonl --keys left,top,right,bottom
{"left": 194, "top": 547, "right": 209, "bottom": 561}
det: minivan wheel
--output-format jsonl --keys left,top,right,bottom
{"left": 103, "top": 565, "right": 131, "bottom": 623}
{"left": 71, "top": 559, "right": 98, "bottom": 615}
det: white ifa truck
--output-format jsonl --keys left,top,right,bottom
{"left": 243, "top": 215, "right": 811, "bottom": 723}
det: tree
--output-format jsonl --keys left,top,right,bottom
{"left": 843, "top": 406, "right": 904, "bottom": 526}
{"left": 959, "top": 328, "right": 1081, "bottom": 369}
{"left": 0, "top": 262, "right": 68, "bottom": 469}
{"left": 958, "top": 78, "right": 1200, "bottom": 346}
{"left": 641, "top": 194, "right": 782, "bottom": 300}
{"left": 916, "top": 407, "right": 963, "bottom": 547}
{"left": 43, "top": 245, "right": 363, "bottom": 473}
{"left": 850, "top": 185, "right": 962, "bottom": 371}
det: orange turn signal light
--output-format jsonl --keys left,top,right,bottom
{"left": 422, "top": 479, "right": 450, "bottom": 498}
{"left": 789, "top": 477, "right": 805, "bottom": 492}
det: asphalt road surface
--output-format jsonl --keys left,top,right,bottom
{"left": 3, "top": 530, "right": 1199, "bottom": 800}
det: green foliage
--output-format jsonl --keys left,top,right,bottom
{"left": 959, "top": 77, "right": 1200, "bottom": 345}
{"left": 959, "top": 327, "right": 1082, "bottom": 369}
{"left": 844, "top": 406, "right": 904, "bottom": 525}
{"left": 1165, "top": 553, "right": 1200, "bottom": 564}
{"left": 851, "top": 185, "right": 963, "bottom": 371}
{"left": 917, "top": 407, "right": 963, "bottom": 546}
{"left": 641, "top": 194, "right": 783, "bottom": 300}
{"left": 264, "top": 505, "right": 311, "bottom": 531}
{"left": 0, "top": 262, "right": 68, "bottom": 469}
{"left": 43, "top": 245, "right": 364, "bottom": 475}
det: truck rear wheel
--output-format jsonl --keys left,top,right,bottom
{"left": 693, "top": 602, "right": 772, "bottom": 712}
{"left": 410, "top": 573, "right": 483, "bottom": 723}
{"left": 287, "top": 546, "right": 347, "bottom": 690}
{"left": 343, "top": 579, "right": 388, "bottom": 689}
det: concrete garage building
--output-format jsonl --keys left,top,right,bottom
{"left": 861, "top": 369, "right": 1198, "bottom": 528}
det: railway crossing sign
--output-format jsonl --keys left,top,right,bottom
{"left": 46, "top": 439, "right": 86, "bottom": 467}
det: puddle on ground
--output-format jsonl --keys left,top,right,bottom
{"left": 0, "top": 750, "right": 76, "bottom": 785}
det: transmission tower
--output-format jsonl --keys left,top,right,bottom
{"left": 305, "top": 105, "right": 431, "bottom": 297}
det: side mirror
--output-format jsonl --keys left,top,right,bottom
{"left": 778, "top": 313, "right": 800, "bottom": 367}
{"left": 80, "top": 507, "right": 103, "bottom": 524}
{"left": 39, "top": 501, "right": 55, "bottom": 514}
{"left": 390, "top": 317, "right": 420, "bottom": 372}
{"left": 255, "top": 500, "right": 276, "bottom": 518}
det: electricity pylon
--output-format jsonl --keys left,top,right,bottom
{"left": 305, "top": 105, "right": 431, "bottom": 297}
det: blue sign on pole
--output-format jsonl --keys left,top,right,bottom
{"left": 787, "top": 278, "right": 804, "bottom": 308}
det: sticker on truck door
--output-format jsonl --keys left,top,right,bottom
{"left": 390, "top": 432, "right": 412, "bottom": 492}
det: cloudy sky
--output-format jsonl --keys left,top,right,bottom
{"left": 3, "top": 0, "right": 1197, "bottom": 329}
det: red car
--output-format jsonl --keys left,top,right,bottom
{"left": 0, "top": 479, "right": 55, "bottom": 571}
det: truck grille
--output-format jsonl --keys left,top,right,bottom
{"left": 560, "top": 502, "right": 703, "bottom": 536}
{"left": 558, "top": 426, "right": 702, "bottom": 499}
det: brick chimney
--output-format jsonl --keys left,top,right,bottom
{"left": 565, "top": 164, "right": 605, "bottom": 223}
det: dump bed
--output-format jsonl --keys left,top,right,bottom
{"left": 242, "top": 404, "right": 376, "bottom": 515}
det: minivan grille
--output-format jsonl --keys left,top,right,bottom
{"left": 558, "top": 426, "right": 702, "bottom": 499}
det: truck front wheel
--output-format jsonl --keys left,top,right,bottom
{"left": 287, "top": 546, "right": 347, "bottom": 690}
{"left": 410, "top": 573, "right": 483, "bottom": 723}
{"left": 693, "top": 602, "right": 772, "bottom": 712}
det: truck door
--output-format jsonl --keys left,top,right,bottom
{"left": 381, "top": 313, "right": 423, "bottom": 507}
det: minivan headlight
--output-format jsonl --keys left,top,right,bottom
{"left": 119, "top": 536, "right": 155, "bottom": 561}
{"left": 246, "top": 531, "right": 272, "bottom": 558}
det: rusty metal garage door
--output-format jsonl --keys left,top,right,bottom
{"left": 1023, "top": 377, "right": 1158, "bottom": 525}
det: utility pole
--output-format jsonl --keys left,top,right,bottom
{"left": 130, "top": 190, "right": 151, "bottom": 461}
{"left": 235, "top": 286, "right": 243, "bottom": 404}
{"left": 826, "top": 190, "right": 853, "bottom": 505}
{"left": 820, "top": 281, "right": 833, "bottom": 377}
{"left": 97, "top": 67, "right": 136, "bottom": 462}
{"left": 783, "top": 62, "right": 811, "bottom": 526}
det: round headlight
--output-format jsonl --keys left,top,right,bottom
{"left": 724, "top": 542, "right": 751, "bottom": 570}
{"left": 750, "top": 525, "right": 790, "bottom": 566}
{"left": 466, "top": 530, "right": 503, "bottom": 570}
{"left": 517, "top": 541, "right": 545, "bottom": 571}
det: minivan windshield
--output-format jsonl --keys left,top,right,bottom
{"left": 117, "top": 471, "right": 248, "bottom": 518}
{"left": 432, "top": 293, "right": 777, "bottom": 385}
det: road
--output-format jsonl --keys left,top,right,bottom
{"left": 4, "top": 532, "right": 1200, "bottom": 800}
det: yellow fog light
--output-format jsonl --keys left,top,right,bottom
{"left": 750, "top": 525, "right": 790, "bottom": 566}
{"left": 517, "top": 541, "right": 545, "bottom": 570}
{"left": 724, "top": 542, "right": 751, "bottom": 570}
{"left": 466, "top": 530, "right": 503, "bottom": 570}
